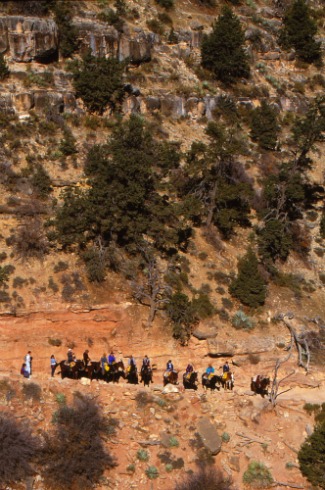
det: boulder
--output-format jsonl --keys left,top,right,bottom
{"left": 0, "top": 16, "right": 58, "bottom": 62}
{"left": 197, "top": 417, "right": 222, "bottom": 455}
{"left": 193, "top": 323, "right": 217, "bottom": 340}
{"left": 80, "top": 377, "right": 91, "bottom": 386}
{"left": 162, "top": 383, "right": 179, "bottom": 394}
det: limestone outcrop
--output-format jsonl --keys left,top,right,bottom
{"left": 0, "top": 16, "right": 58, "bottom": 62}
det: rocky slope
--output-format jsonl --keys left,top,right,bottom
{"left": 0, "top": 0, "right": 324, "bottom": 488}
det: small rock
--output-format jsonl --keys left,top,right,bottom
{"left": 162, "top": 384, "right": 179, "bottom": 394}
{"left": 229, "top": 456, "right": 240, "bottom": 472}
{"left": 80, "top": 377, "right": 91, "bottom": 386}
{"left": 305, "top": 423, "right": 313, "bottom": 436}
{"left": 150, "top": 407, "right": 155, "bottom": 415}
{"left": 155, "top": 414, "right": 162, "bottom": 420}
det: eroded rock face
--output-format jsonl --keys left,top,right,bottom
{"left": 0, "top": 16, "right": 58, "bottom": 62}
{"left": 76, "top": 19, "right": 154, "bottom": 64}
{"left": 207, "top": 335, "right": 287, "bottom": 356}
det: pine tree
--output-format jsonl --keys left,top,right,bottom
{"left": 250, "top": 100, "right": 279, "bottom": 150}
{"left": 280, "top": 0, "right": 321, "bottom": 64}
{"left": 258, "top": 219, "right": 292, "bottom": 262}
{"left": 229, "top": 248, "right": 267, "bottom": 307}
{"left": 0, "top": 52, "right": 9, "bottom": 81}
{"left": 201, "top": 6, "right": 250, "bottom": 85}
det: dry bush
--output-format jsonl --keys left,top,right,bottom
{"left": 22, "top": 382, "right": 42, "bottom": 402}
{"left": 39, "top": 395, "right": 117, "bottom": 490}
{"left": 0, "top": 414, "right": 39, "bottom": 486}
{"left": 11, "top": 218, "right": 49, "bottom": 260}
{"left": 175, "top": 466, "right": 232, "bottom": 490}
{"left": 202, "top": 226, "right": 225, "bottom": 253}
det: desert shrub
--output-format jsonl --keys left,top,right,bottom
{"left": 175, "top": 466, "right": 231, "bottom": 490}
{"left": 320, "top": 209, "right": 325, "bottom": 239}
{"left": 31, "top": 164, "right": 52, "bottom": 199}
{"left": 135, "top": 391, "right": 153, "bottom": 408}
{"left": 59, "top": 127, "right": 78, "bottom": 156}
{"left": 73, "top": 51, "right": 125, "bottom": 114}
{"left": 48, "top": 338, "right": 62, "bottom": 347}
{"left": 145, "top": 466, "right": 159, "bottom": 479}
{"left": 222, "top": 297, "right": 233, "bottom": 310}
{"left": 192, "top": 293, "right": 215, "bottom": 319}
{"left": 0, "top": 52, "right": 9, "bottom": 80}
{"left": 137, "top": 449, "right": 149, "bottom": 461}
{"left": 56, "top": 393, "right": 66, "bottom": 405}
{"left": 127, "top": 463, "right": 136, "bottom": 473}
{"left": 0, "top": 415, "right": 39, "bottom": 486}
{"left": 146, "top": 18, "right": 165, "bottom": 35}
{"left": 298, "top": 404, "right": 325, "bottom": 489}
{"left": 229, "top": 248, "right": 267, "bottom": 307}
{"left": 12, "top": 219, "right": 49, "bottom": 260}
{"left": 201, "top": 6, "right": 250, "bottom": 85}
{"left": 12, "top": 276, "right": 26, "bottom": 288}
{"left": 158, "top": 12, "right": 173, "bottom": 25}
{"left": 232, "top": 310, "right": 254, "bottom": 330}
{"left": 169, "top": 436, "right": 179, "bottom": 447}
{"left": 48, "top": 277, "right": 59, "bottom": 293}
{"left": 40, "top": 395, "right": 116, "bottom": 489}
{"left": 0, "top": 264, "right": 15, "bottom": 288}
{"left": 82, "top": 247, "right": 107, "bottom": 283}
{"left": 243, "top": 461, "right": 274, "bottom": 487}
{"left": 0, "top": 252, "right": 7, "bottom": 263}
{"left": 54, "top": 261, "right": 69, "bottom": 273}
{"left": 22, "top": 382, "right": 42, "bottom": 401}
{"left": 155, "top": 0, "right": 174, "bottom": 9}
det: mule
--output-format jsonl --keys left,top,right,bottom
{"left": 109, "top": 360, "right": 125, "bottom": 383}
{"left": 202, "top": 373, "right": 222, "bottom": 391}
{"left": 57, "top": 360, "right": 85, "bottom": 380}
{"left": 251, "top": 375, "right": 270, "bottom": 397}
{"left": 140, "top": 365, "right": 153, "bottom": 387}
{"left": 221, "top": 371, "right": 234, "bottom": 391}
{"left": 163, "top": 371, "right": 178, "bottom": 386}
{"left": 183, "top": 371, "right": 198, "bottom": 390}
{"left": 126, "top": 363, "right": 139, "bottom": 385}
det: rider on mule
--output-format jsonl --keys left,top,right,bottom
{"left": 164, "top": 359, "right": 174, "bottom": 382}
{"left": 101, "top": 353, "right": 108, "bottom": 375}
{"left": 128, "top": 355, "right": 137, "bottom": 372}
{"left": 67, "top": 349, "right": 76, "bottom": 365}
{"left": 185, "top": 362, "right": 194, "bottom": 379}
{"left": 222, "top": 361, "right": 230, "bottom": 373}
{"left": 206, "top": 363, "right": 215, "bottom": 379}
{"left": 108, "top": 351, "right": 116, "bottom": 365}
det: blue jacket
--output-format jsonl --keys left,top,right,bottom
{"left": 206, "top": 366, "right": 215, "bottom": 375}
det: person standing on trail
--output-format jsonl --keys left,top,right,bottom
{"left": 83, "top": 349, "right": 91, "bottom": 368}
{"left": 50, "top": 354, "right": 57, "bottom": 377}
{"left": 25, "top": 351, "right": 32, "bottom": 377}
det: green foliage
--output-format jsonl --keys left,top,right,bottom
{"left": 232, "top": 310, "right": 254, "bottom": 330}
{"left": 0, "top": 52, "right": 10, "bottom": 80}
{"left": 192, "top": 293, "right": 215, "bottom": 319}
{"left": 279, "top": 0, "right": 322, "bottom": 64}
{"left": 137, "top": 449, "right": 149, "bottom": 461}
{"left": 73, "top": 51, "right": 125, "bottom": 114}
{"left": 59, "top": 127, "right": 78, "bottom": 156}
{"left": 82, "top": 247, "right": 107, "bottom": 283}
{"left": 243, "top": 461, "right": 274, "bottom": 487}
{"left": 230, "top": 248, "right": 267, "bottom": 307}
{"left": 258, "top": 219, "right": 292, "bottom": 262}
{"left": 54, "top": 188, "right": 89, "bottom": 249}
{"left": 31, "top": 164, "right": 52, "bottom": 199}
{"left": 54, "top": 1, "right": 79, "bottom": 58}
{"left": 145, "top": 466, "right": 159, "bottom": 480}
{"left": 55, "top": 393, "right": 66, "bottom": 405}
{"left": 320, "top": 209, "right": 325, "bottom": 239}
{"left": 22, "top": 383, "right": 42, "bottom": 402}
{"left": 169, "top": 436, "right": 179, "bottom": 447}
{"left": 167, "top": 292, "right": 198, "bottom": 344}
{"left": 291, "top": 96, "right": 325, "bottom": 168}
{"left": 155, "top": 0, "right": 174, "bottom": 10}
{"left": 250, "top": 100, "right": 279, "bottom": 150}
{"left": 298, "top": 404, "right": 325, "bottom": 489}
{"left": 201, "top": 7, "right": 250, "bottom": 85}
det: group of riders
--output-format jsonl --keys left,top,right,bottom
{"left": 59, "top": 349, "right": 234, "bottom": 389}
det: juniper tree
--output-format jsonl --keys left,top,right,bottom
{"left": 279, "top": 0, "right": 322, "bottom": 64}
{"left": 0, "top": 52, "right": 9, "bottom": 80}
{"left": 250, "top": 100, "right": 279, "bottom": 150}
{"left": 258, "top": 219, "right": 292, "bottom": 262}
{"left": 201, "top": 6, "right": 250, "bottom": 85}
{"left": 229, "top": 247, "right": 267, "bottom": 307}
